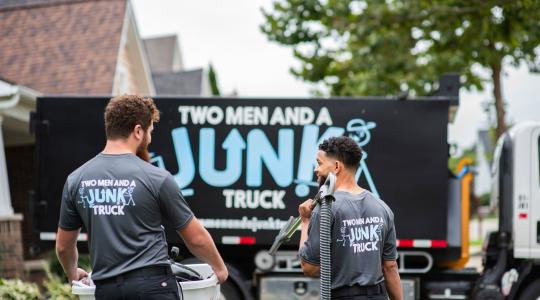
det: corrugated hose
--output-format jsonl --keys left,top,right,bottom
{"left": 319, "top": 195, "right": 333, "bottom": 300}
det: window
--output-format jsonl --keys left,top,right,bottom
{"left": 538, "top": 136, "right": 540, "bottom": 186}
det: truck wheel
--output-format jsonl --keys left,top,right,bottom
{"left": 220, "top": 280, "right": 243, "bottom": 299}
{"left": 519, "top": 279, "right": 540, "bottom": 300}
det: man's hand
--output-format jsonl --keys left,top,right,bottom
{"left": 213, "top": 266, "right": 229, "bottom": 284}
{"left": 69, "top": 268, "right": 89, "bottom": 283}
{"left": 178, "top": 218, "right": 228, "bottom": 285}
{"left": 299, "top": 199, "right": 314, "bottom": 221}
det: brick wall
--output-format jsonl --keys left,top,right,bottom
{"left": 0, "top": 215, "right": 24, "bottom": 278}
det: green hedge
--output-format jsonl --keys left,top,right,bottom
{"left": 0, "top": 278, "right": 42, "bottom": 300}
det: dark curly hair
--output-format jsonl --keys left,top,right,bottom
{"left": 319, "top": 136, "right": 363, "bottom": 170}
{"left": 104, "top": 94, "right": 160, "bottom": 140}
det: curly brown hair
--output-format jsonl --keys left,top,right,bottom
{"left": 319, "top": 136, "right": 363, "bottom": 170}
{"left": 104, "top": 94, "right": 160, "bottom": 140}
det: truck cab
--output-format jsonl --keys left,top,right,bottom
{"left": 473, "top": 121, "right": 540, "bottom": 299}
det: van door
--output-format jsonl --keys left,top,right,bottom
{"left": 531, "top": 127, "right": 540, "bottom": 258}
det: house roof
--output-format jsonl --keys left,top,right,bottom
{"left": 0, "top": 0, "right": 77, "bottom": 10}
{"left": 152, "top": 69, "right": 205, "bottom": 96}
{"left": 143, "top": 35, "right": 182, "bottom": 74}
{"left": 0, "top": 0, "right": 127, "bottom": 94}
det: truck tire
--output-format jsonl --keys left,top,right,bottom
{"left": 473, "top": 289, "right": 504, "bottom": 300}
{"left": 519, "top": 279, "right": 540, "bottom": 300}
{"left": 219, "top": 280, "right": 244, "bottom": 300}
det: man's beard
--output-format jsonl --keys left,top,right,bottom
{"left": 317, "top": 174, "right": 328, "bottom": 188}
{"left": 136, "top": 134, "right": 150, "bottom": 162}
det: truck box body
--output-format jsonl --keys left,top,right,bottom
{"left": 34, "top": 96, "right": 452, "bottom": 252}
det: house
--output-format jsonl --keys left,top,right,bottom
{"left": 144, "top": 35, "right": 211, "bottom": 96}
{"left": 144, "top": 35, "right": 184, "bottom": 73}
{"left": 0, "top": 0, "right": 155, "bottom": 276}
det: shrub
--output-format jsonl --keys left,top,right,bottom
{"left": 42, "top": 267, "right": 77, "bottom": 300}
{"left": 0, "top": 278, "right": 42, "bottom": 299}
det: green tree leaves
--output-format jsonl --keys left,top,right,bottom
{"left": 208, "top": 63, "right": 221, "bottom": 96}
{"left": 261, "top": 0, "right": 540, "bottom": 137}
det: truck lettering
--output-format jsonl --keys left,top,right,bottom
{"left": 296, "top": 125, "right": 345, "bottom": 196}
{"left": 225, "top": 106, "right": 269, "bottom": 125}
{"left": 199, "top": 128, "right": 245, "bottom": 187}
{"left": 178, "top": 105, "right": 223, "bottom": 125}
{"left": 177, "top": 105, "right": 332, "bottom": 126}
{"left": 223, "top": 189, "right": 286, "bottom": 209}
{"left": 171, "top": 127, "right": 196, "bottom": 189}
{"left": 165, "top": 120, "right": 379, "bottom": 199}
{"left": 246, "top": 129, "right": 293, "bottom": 187}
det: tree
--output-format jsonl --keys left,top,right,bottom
{"left": 208, "top": 63, "right": 221, "bottom": 96}
{"left": 261, "top": 0, "right": 540, "bottom": 138}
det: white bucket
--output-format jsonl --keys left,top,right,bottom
{"left": 72, "top": 264, "right": 220, "bottom": 300}
{"left": 71, "top": 284, "right": 95, "bottom": 300}
{"left": 179, "top": 264, "right": 220, "bottom": 300}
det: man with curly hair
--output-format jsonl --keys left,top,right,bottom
{"left": 55, "top": 95, "right": 227, "bottom": 300}
{"left": 298, "top": 136, "right": 402, "bottom": 300}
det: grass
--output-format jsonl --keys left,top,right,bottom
{"left": 469, "top": 240, "right": 483, "bottom": 247}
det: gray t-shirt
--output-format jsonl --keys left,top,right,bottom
{"left": 59, "top": 153, "right": 194, "bottom": 281}
{"left": 299, "top": 190, "right": 397, "bottom": 290}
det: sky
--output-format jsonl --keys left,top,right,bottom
{"left": 131, "top": 0, "right": 540, "bottom": 151}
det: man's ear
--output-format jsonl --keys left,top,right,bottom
{"left": 133, "top": 125, "right": 144, "bottom": 140}
{"left": 333, "top": 160, "right": 341, "bottom": 174}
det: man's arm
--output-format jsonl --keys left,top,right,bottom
{"left": 178, "top": 217, "right": 228, "bottom": 283}
{"left": 298, "top": 199, "right": 320, "bottom": 277}
{"left": 299, "top": 218, "right": 320, "bottom": 277}
{"left": 382, "top": 260, "right": 403, "bottom": 300}
{"left": 56, "top": 228, "right": 87, "bottom": 282}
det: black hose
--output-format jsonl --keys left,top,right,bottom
{"left": 320, "top": 195, "right": 333, "bottom": 300}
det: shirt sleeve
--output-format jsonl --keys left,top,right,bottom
{"left": 383, "top": 213, "right": 398, "bottom": 261}
{"left": 58, "top": 179, "right": 83, "bottom": 230}
{"left": 299, "top": 209, "right": 321, "bottom": 266}
{"left": 158, "top": 174, "right": 194, "bottom": 230}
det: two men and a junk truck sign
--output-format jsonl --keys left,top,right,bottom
{"left": 36, "top": 97, "right": 448, "bottom": 250}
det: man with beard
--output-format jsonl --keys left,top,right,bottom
{"left": 55, "top": 95, "right": 228, "bottom": 300}
{"left": 298, "top": 136, "right": 402, "bottom": 300}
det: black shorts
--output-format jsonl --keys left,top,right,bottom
{"left": 331, "top": 282, "right": 388, "bottom": 300}
{"left": 94, "top": 266, "right": 181, "bottom": 300}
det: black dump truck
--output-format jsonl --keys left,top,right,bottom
{"left": 30, "top": 75, "right": 540, "bottom": 299}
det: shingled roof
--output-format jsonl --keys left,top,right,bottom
{"left": 143, "top": 35, "right": 183, "bottom": 74}
{"left": 152, "top": 69, "right": 208, "bottom": 96}
{"left": 0, "top": 0, "right": 127, "bottom": 94}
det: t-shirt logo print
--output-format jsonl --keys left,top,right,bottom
{"left": 77, "top": 179, "right": 137, "bottom": 216}
{"left": 337, "top": 226, "right": 353, "bottom": 247}
{"left": 337, "top": 217, "right": 384, "bottom": 254}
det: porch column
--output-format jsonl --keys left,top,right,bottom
{"left": 0, "top": 115, "right": 14, "bottom": 217}
{"left": 0, "top": 114, "right": 23, "bottom": 278}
